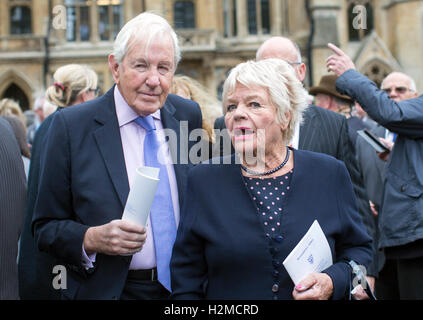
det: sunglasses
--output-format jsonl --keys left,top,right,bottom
{"left": 382, "top": 86, "right": 411, "bottom": 94}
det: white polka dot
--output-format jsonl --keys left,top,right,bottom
{"left": 271, "top": 228, "right": 275, "bottom": 231}
{"left": 257, "top": 191, "right": 261, "bottom": 194}
{"left": 250, "top": 186, "right": 254, "bottom": 190}
{"left": 272, "top": 202, "right": 275, "bottom": 205}
{"left": 262, "top": 187, "right": 266, "bottom": 190}
{"left": 267, "top": 206, "right": 270, "bottom": 209}
{"left": 264, "top": 196, "right": 268, "bottom": 199}
{"left": 277, "top": 222, "right": 280, "bottom": 226}
{"left": 287, "top": 186, "right": 290, "bottom": 190}
{"left": 269, "top": 192, "right": 273, "bottom": 195}
{"left": 262, "top": 212, "right": 266, "bottom": 216}
{"left": 264, "top": 222, "right": 268, "bottom": 225}
{"left": 278, "top": 208, "right": 282, "bottom": 211}
{"left": 253, "top": 197, "right": 256, "bottom": 200}
{"left": 269, "top": 216, "right": 273, "bottom": 220}
{"left": 282, "top": 192, "right": 285, "bottom": 196}
{"left": 276, "top": 197, "right": 280, "bottom": 200}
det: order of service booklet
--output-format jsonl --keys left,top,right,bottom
{"left": 121, "top": 166, "right": 160, "bottom": 227}
{"left": 283, "top": 220, "right": 333, "bottom": 285}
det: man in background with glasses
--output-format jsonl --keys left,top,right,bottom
{"left": 381, "top": 72, "right": 418, "bottom": 104}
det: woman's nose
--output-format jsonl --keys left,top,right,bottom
{"left": 233, "top": 104, "right": 248, "bottom": 120}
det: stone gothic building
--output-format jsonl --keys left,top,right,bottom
{"left": 0, "top": 0, "right": 422, "bottom": 111}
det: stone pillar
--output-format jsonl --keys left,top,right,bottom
{"left": 270, "top": 0, "right": 283, "bottom": 35}
{"left": 91, "top": 0, "right": 99, "bottom": 43}
{"left": 236, "top": 0, "right": 248, "bottom": 37}
{"left": 309, "top": 0, "right": 341, "bottom": 86}
{"left": 51, "top": 0, "right": 66, "bottom": 44}
{"left": 0, "top": 0, "right": 8, "bottom": 36}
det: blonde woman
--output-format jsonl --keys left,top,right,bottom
{"left": 18, "top": 63, "right": 99, "bottom": 300}
{"left": 171, "top": 75, "right": 222, "bottom": 144}
{"left": 46, "top": 64, "right": 99, "bottom": 108}
{"left": 0, "top": 98, "right": 26, "bottom": 128}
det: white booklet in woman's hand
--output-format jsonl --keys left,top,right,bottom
{"left": 283, "top": 220, "right": 333, "bottom": 285}
{"left": 121, "top": 166, "right": 160, "bottom": 226}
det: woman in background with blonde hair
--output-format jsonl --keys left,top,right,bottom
{"left": 46, "top": 64, "right": 99, "bottom": 108}
{"left": 171, "top": 75, "right": 222, "bottom": 160}
{"left": 18, "top": 63, "right": 99, "bottom": 300}
{"left": 0, "top": 98, "right": 26, "bottom": 128}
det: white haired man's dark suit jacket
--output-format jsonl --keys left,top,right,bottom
{"left": 32, "top": 87, "right": 202, "bottom": 299}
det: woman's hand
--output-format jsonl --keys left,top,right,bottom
{"left": 292, "top": 273, "right": 333, "bottom": 300}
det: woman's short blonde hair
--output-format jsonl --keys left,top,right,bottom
{"left": 46, "top": 64, "right": 98, "bottom": 107}
{"left": 222, "top": 58, "right": 308, "bottom": 143}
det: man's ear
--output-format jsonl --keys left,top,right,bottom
{"left": 108, "top": 54, "right": 120, "bottom": 84}
{"left": 297, "top": 63, "right": 307, "bottom": 83}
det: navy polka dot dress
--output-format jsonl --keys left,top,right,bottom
{"left": 243, "top": 170, "right": 294, "bottom": 299}
{"left": 244, "top": 170, "right": 293, "bottom": 238}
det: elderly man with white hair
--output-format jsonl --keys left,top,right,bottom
{"left": 32, "top": 12, "right": 202, "bottom": 300}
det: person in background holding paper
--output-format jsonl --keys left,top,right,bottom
{"left": 170, "top": 59, "right": 372, "bottom": 300}
{"left": 327, "top": 44, "right": 423, "bottom": 299}
{"left": 32, "top": 12, "right": 202, "bottom": 300}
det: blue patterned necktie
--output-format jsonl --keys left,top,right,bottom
{"left": 134, "top": 115, "right": 176, "bottom": 292}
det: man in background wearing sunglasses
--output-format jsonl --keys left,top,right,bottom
{"left": 382, "top": 72, "right": 418, "bottom": 103}
{"left": 327, "top": 43, "right": 423, "bottom": 300}
{"left": 375, "top": 72, "right": 419, "bottom": 159}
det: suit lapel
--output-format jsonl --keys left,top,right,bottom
{"left": 160, "top": 99, "right": 190, "bottom": 207}
{"left": 93, "top": 87, "right": 129, "bottom": 209}
{"left": 299, "top": 106, "right": 319, "bottom": 150}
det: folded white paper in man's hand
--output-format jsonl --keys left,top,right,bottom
{"left": 121, "top": 166, "right": 160, "bottom": 226}
{"left": 283, "top": 220, "right": 333, "bottom": 285}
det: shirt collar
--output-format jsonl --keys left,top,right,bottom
{"left": 114, "top": 86, "right": 161, "bottom": 128}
